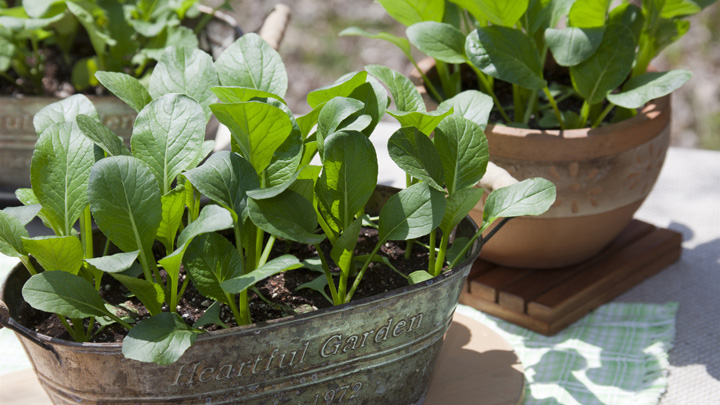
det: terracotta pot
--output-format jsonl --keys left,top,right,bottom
{"left": 411, "top": 59, "right": 672, "bottom": 268}
{"left": 0, "top": 186, "right": 483, "bottom": 404}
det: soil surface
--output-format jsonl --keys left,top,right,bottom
{"left": 17, "top": 228, "right": 438, "bottom": 343}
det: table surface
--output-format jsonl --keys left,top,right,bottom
{"left": 1, "top": 121, "right": 719, "bottom": 403}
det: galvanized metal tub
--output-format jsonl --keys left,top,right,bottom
{"left": 0, "top": 187, "right": 482, "bottom": 404}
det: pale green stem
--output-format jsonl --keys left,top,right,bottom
{"left": 409, "top": 57, "right": 444, "bottom": 102}
{"left": 592, "top": 103, "right": 616, "bottom": 128}
{"left": 433, "top": 231, "right": 451, "bottom": 277}
{"left": 314, "top": 243, "right": 340, "bottom": 305}
{"left": 542, "top": 87, "right": 565, "bottom": 130}
{"left": 257, "top": 235, "right": 276, "bottom": 268}
{"left": 345, "top": 242, "right": 384, "bottom": 303}
{"left": 467, "top": 63, "right": 512, "bottom": 123}
{"left": 19, "top": 256, "right": 37, "bottom": 275}
{"left": 427, "top": 230, "right": 437, "bottom": 273}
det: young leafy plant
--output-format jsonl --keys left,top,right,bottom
{"left": 6, "top": 35, "right": 556, "bottom": 366}
{"left": 343, "top": 0, "right": 713, "bottom": 129}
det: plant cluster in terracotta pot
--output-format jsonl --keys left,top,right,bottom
{"left": 344, "top": 0, "right": 715, "bottom": 268}
{"left": 0, "top": 34, "right": 555, "bottom": 402}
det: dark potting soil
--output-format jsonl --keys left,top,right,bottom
{"left": 18, "top": 228, "right": 435, "bottom": 343}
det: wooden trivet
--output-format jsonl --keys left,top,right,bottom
{"left": 460, "top": 220, "right": 682, "bottom": 336}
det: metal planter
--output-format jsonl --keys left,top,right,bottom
{"left": 0, "top": 187, "right": 482, "bottom": 404}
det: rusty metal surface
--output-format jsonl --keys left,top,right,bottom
{"left": 1, "top": 186, "right": 482, "bottom": 404}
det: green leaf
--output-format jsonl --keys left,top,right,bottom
{"left": 289, "top": 165, "right": 322, "bottom": 203}
{"left": 248, "top": 190, "right": 325, "bottom": 245}
{"left": 176, "top": 205, "right": 234, "bottom": 248}
{"left": 22, "top": 235, "right": 83, "bottom": 274}
{"left": 183, "top": 232, "right": 243, "bottom": 304}
{"left": 110, "top": 273, "right": 164, "bottom": 316}
{"left": 607, "top": 70, "right": 692, "bottom": 109}
{"left": 307, "top": 71, "right": 367, "bottom": 108}
{"left": 215, "top": 33, "right": 288, "bottom": 98}
{"left": 149, "top": 47, "right": 219, "bottom": 121}
{"left": 408, "top": 270, "right": 434, "bottom": 285}
{"left": 184, "top": 151, "right": 260, "bottom": 219}
{"left": 365, "top": 64, "right": 425, "bottom": 113}
{"left": 449, "top": 0, "right": 529, "bottom": 27}
{"left": 2, "top": 204, "right": 41, "bottom": 226}
{"left": 71, "top": 56, "right": 100, "bottom": 91}
{"left": 433, "top": 116, "right": 489, "bottom": 194}
{"left": 378, "top": 183, "right": 446, "bottom": 242}
{"left": 75, "top": 114, "right": 131, "bottom": 157}
{"left": 388, "top": 127, "right": 444, "bottom": 191}
{"left": 386, "top": 107, "right": 453, "bottom": 135}
{"left": 316, "top": 131, "right": 378, "bottom": 231}
{"left": 220, "top": 255, "right": 303, "bottom": 294}
{"left": 330, "top": 216, "right": 363, "bottom": 275}
{"left": 296, "top": 275, "right": 332, "bottom": 305}
{"left": 131, "top": 94, "right": 206, "bottom": 193}
{"left": 14, "top": 189, "right": 61, "bottom": 234}
{"left": 570, "top": 23, "right": 636, "bottom": 104}
{"left": 445, "top": 236, "right": 470, "bottom": 265}
{"left": 548, "top": 0, "right": 579, "bottom": 28}
{"left": 297, "top": 103, "right": 325, "bottom": 139}
{"left": 568, "top": 0, "right": 611, "bottom": 27}
{"left": 95, "top": 71, "right": 152, "bottom": 113}
{"left": 123, "top": 312, "right": 200, "bottom": 365}
{"left": 660, "top": 0, "right": 701, "bottom": 18}
{"left": 263, "top": 130, "right": 303, "bottom": 189}
{"left": 186, "top": 140, "right": 215, "bottom": 172}
{"left": 30, "top": 121, "right": 95, "bottom": 235}
{"left": 22, "top": 271, "right": 112, "bottom": 319}
{"left": 156, "top": 186, "right": 186, "bottom": 253}
{"left": 376, "top": 0, "right": 444, "bottom": 25}
{"left": 88, "top": 156, "right": 162, "bottom": 254}
{"left": 86, "top": 251, "right": 140, "bottom": 274}
{"left": 483, "top": 178, "right": 556, "bottom": 222}
{"left": 440, "top": 188, "right": 485, "bottom": 232}
{"left": 406, "top": 22, "right": 466, "bottom": 64}
{"left": 545, "top": 27, "right": 605, "bottom": 67}
{"left": 466, "top": 27, "right": 547, "bottom": 90}
{"left": 211, "top": 86, "right": 286, "bottom": 105}
{"left": 608, "top": 3, "right": 644, "bottom": 41}
{"left": 193, "top": 301, "right": 228, "bottom": 328}
{"left": 348, "top": 81, "right": 385, "bottom": 136}
{"left": 0, "top": 211, "right": 28, "bottom": 257}
{"left": 437, "top": 90, "right": 494, "bottom": 128}
{"left": 316, "top": 97, "right": 366, "bottom": 156}
{"left": 0, "top": 37, "right": 16, "bottom": 73}
{"left": 22, "top": 0, "right": 65, "bottom": 18}
{"left": 33, "top": 94, "right": 98, "bottom": 135}
{"left": 339, "top": 27, "right": 413, "bottom": 59}
{"left": 210, "top": 102, "right": 293, "bottom": 175}
{"left": 66, "top": 2, "right": 115, "bottom": 57}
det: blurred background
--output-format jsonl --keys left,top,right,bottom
{"left": 216, "top": 0, "right": 719, "bottom": 150}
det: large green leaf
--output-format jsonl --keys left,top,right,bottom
{"left": 131, "top": 94, "right": 205, "bottom": 193}
{"left": 220, "top": 255, "right": 303, "bottom": 294}
{"left": 86, "top": 251, "right": 140, "bottom": 274}
{"left": 570, "top": 23, "right": 636, "bottom": 104}
{"left": 607, "top": 70, "right": 691, "bottom": 109}
{"left": 376, "top": 0, "right": 444, "bottom": 25}
{"left": 378, "top": 183, "right": 446, "bottom": 241}
{"left": 22, "top": 235, "right": 83, "bottom": 274}
{"left": 0, "top": 211, "right": 28, "bottom": 257}
{"left": 316, "top": 131, "right": 378, "bottom": 231}
{"left": 110, "top": 273, "right": 164, "bottom": 316}
{"left": 434, "top": 116, "right": 489, "bottom": 194}
{"left": 568, "top": 0, "right": 611, "bottom": 27}
{"left": 156, "top": 186, "right": 186, "bottom": 253}
{"left": 316, "top": 97, "right": 366, "bottom": 157}
{"left": 437, "top": 90, "right": 494, "bottom": 128}
{"left": 75, "top": 114, "right": 131, "bottom": 157}
{"left": 330, "top": 217, "right": 363, "bottom": 275}
{"left": 184, "top": 151, "right": 260, "bottom": 219}
{"left": 466, "top": 27, "right": 547, "bottom": 90}
{"left": 14, "top": 188, "right": 61, "bottom": 234}
{"left": 22, "top": 0, "right": 65, "bottom": 18}
{"left": 449, "top": 0, "right": 529, "bottom": 26}
{"left": 439, "top": 188, "right": 485, "bottom": 232}
{"left": 263, "top": 130, "right": 303, "bottom": 189}
{"left": 248, "top": 190, "right": 325, "bottom": 245}
{"left": 306, "top": 71, "right": 367, "bottom": 108}
{"left": 545, "top": 27, "right": 605, "bottom": 67}
{"left": 348, "top": 81, "right": 385, "bottom": 136}
{"left": 123, "top": 312, "right": 200, "bottom": 365}
{"left": 2, "top": 205, "right": 42, "bottom": 226}
{"left": 149, "top": 47, "right": 219, "bottom": 121}
{"left": 22, "top": 271, "right": 112, "bottom": 319}
{"left": 483, "top": 178, "right": 556, "bottom": 222}
{"left": 66, "top": 2, "right": 115, "bottom": 59}
{"left": 33, "top": 94, "right": 98, "bottom": 135}
{"left": 88, "top": 156, "right": 162, "bottom": 255}
{"left": 30, "top": 121, "right": 95, "bottom": 235}
{"left": 406, "top": 22, "right": 466, "bottom": 64}
{"left": 215, "top": 33, "right": 288, "bottom": 98}
{"left": 95, "top": 71, "right": 152, "bottom": 113}
{"left": 210, "top": 102, "right": 293, "bottom": 175}
{"left": 183, "top": 232, "right": 243, "bottom": 303}
{"left": 388, "top": 127, "right": 444, "bottom": 192}
{"left": 365, "top": 64, "right": 425, "bottom": 113}
{"left": 659, "top": 0, "right": 701, "bottom": 18}
{"left": 211, "top": 86, "right": 286, "bottom": 105}
{"left": 386, "top": 107, "right": 453, "bottom": 135}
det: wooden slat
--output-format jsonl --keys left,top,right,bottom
{"left": 469, "top": 267, "right": 533, "bottom": 302}
{"left": 527, "top": 227, "right": 681, "bottom": 322}
{"left": 496, "top": 221, "right": 655, "bottom": 313}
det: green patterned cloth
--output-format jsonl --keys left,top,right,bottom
{"left": 456, "top": 302, "right": 678, "bottom": 405}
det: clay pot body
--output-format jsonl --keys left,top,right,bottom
{"left": 412, "top": 60, "right": 672, "bottom": 268}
